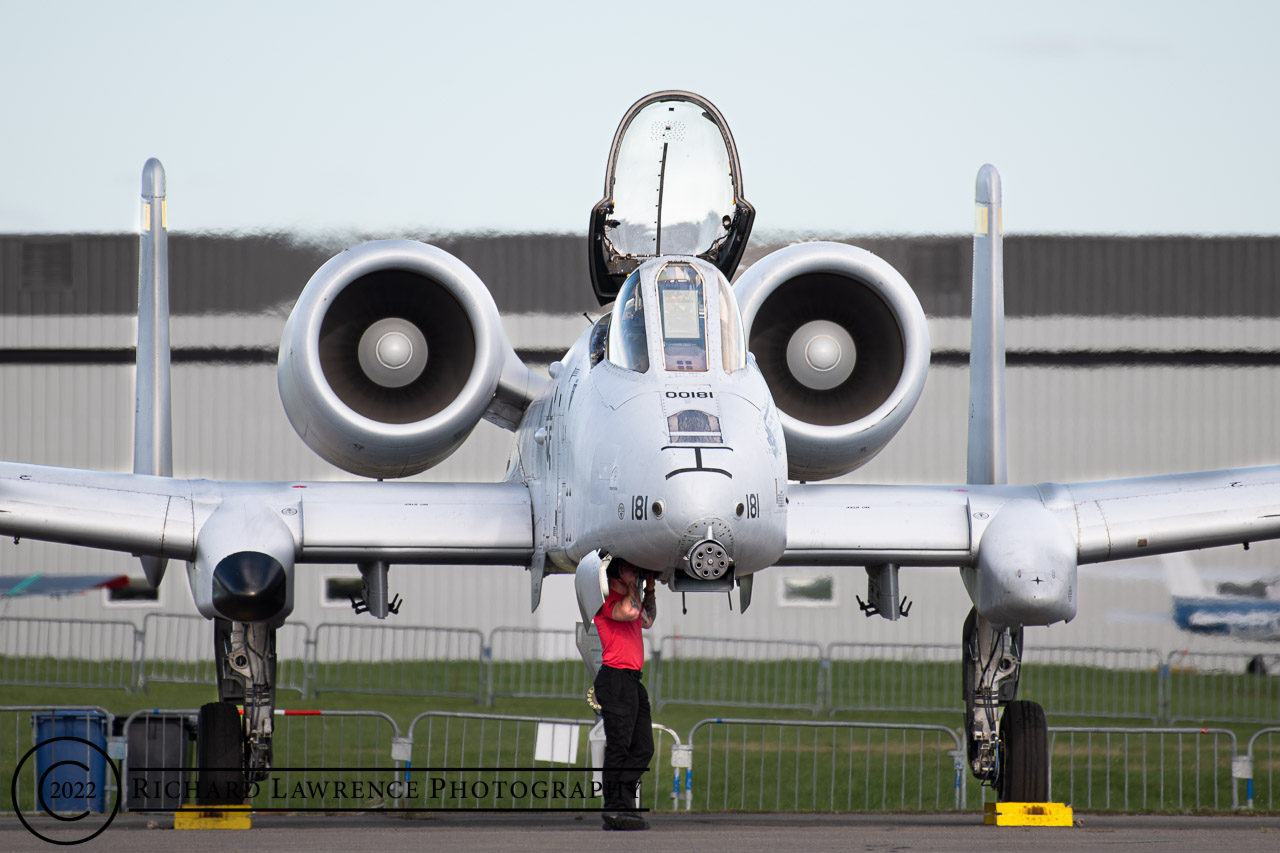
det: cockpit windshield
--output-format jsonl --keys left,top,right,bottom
{"left": 657, "top": 262, "right": 707, "bottom": 371}
{"left": 606, "top": 270, "right": 648, "bottom": 372}
{"left": 605, "top": 261, "right": 748, "bottom": 375}
{"left": 717, "top": 272, "right": 747, "bottom": 373}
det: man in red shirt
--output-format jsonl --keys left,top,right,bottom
{"left": 592, "top": 556, "right": 656, "bottom": 831}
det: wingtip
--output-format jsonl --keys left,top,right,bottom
{"left": 141, "top": 158, "right": 166, "bottom": 199}
{"left": 976, "top": 164, "right": 1001, "bottom": 205}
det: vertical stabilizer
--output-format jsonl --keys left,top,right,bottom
{"left": 966, "top": 165, "right": 1007, "bottom": 486}
{"left": 136, "top": 158, "right": 172, "bottom": 587}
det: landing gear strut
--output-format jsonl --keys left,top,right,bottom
{"left": 961, "top": 607, "right": 1047, "bottom": 799}
{"left": 198, "top": 618, "right": 277, "bottom": 800}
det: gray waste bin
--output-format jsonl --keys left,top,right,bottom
{"left": 123, "top": 714, "right": 193, "bottom": 809}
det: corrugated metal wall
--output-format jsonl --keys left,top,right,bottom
{"left": 5, "top": 232, "right": 1279, "bottom": 318}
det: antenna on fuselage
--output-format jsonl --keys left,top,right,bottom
{"left": 135, "top": 158, "right": 173, "bottom": 588}
{"left": 966, "top": 165, "right": 1007, "bottom": 487}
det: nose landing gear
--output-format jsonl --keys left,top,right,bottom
{"left": 196, "top": 618, "right": 278, "bottom": 804}
{"left": 961, "top": 607, "right": 1048, "bottom": 801}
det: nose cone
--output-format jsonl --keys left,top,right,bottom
{"left": 212, "top": 552, "right": 288, "bottom": 621}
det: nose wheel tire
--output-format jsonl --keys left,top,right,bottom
{"left": 996, "top": 700, "right": 1048, "bottom": 802}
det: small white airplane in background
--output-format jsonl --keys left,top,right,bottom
{"left": 1164, "top": 554, "right": 1280, "bottom": 672}
{"left": 2, "top": 91, "right": 1278, "bottom": 804}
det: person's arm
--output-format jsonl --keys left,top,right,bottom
{"left": 640, "top": 573, "right": 656, "bottom": 629}
{"left": 608, "top": 589, "right": 643, "bottom": 622}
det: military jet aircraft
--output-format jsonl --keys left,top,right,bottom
{"left": 2, "top": 90, "right": 1278, "bottom": 804}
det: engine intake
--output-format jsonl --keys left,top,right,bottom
{"left": 278, "top": 240, "right": 506, "bottom": 478}
{"left": 735, "top": 242, "right": 930, "bottom": 480}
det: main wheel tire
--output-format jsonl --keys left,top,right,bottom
{"left": 996, "top": 700, "right": 1048, "bottom": 802}
{"left": 1247, "top": 655, "right": 1268, "bottom": 676}
{"left": 197, "top": 702, "right": 245, "bottom": 805}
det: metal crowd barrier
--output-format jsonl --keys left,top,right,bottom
{"left": 404, "top": 711, "right": 685, "bottom": 812}
{"left": 485, "top": 628, "right": 657, "bottom": 705}
{"left": 3, "top": 616, "right": 1278, "bottom": 726}
{"left": 139, "top": 614, "right": 310, "bottom": 695}
{"left": 1163, "top": 649, "right": 1280, "bottom": 724}
{"left": 0, "top": 618, "right": 140, "bottom": 690}
{"left": 116, "top": 707, "right": 405, "bottom": 813}
{"left": 1, "top": 705, "right": 119, "bottom": 815}
{"left": 685, "top": 717, "right": 968, "bottom": 812}
{"left": 826, "top": 642, "right": 958, "bottom": 714}
{"left": 258, "top": 708, "right": 404, "bottom": 811}
{"left": 651, "top": 636, "right": 825, "bottom": 711}
{"left": 486, "top": 628, "right": 594, "bottom": 703}
{"left": 1048, "top": 726, "right": 1240, "bottom": 812}
{"left": 1244, "top": 727, "right": 1280, "bottom": 810}
{"left": 5, "top": 702, "right": 1272, "bottom": 816}
{"left": 1021, "top": 646, "right": 1164, "bottom": 722}
{"left": 310, "top": 623, "right": 486, "bottom": 701}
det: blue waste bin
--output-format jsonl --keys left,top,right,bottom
{"left": 31, "top": 710, "right": 109, "bottom": 814}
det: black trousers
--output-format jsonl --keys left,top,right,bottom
{"left": 594, "top": 665, "right": 653, "bottom": 811}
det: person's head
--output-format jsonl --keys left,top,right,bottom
{"left": 606, "top": 558, "right": 639, "bottom": 589}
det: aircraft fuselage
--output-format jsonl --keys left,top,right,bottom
{"left": 509, "top": 256, "right": 789, "bottom": 586}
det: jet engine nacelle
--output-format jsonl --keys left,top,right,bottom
{"left": 734, "top": 242, "right": 931, "bottom": 480}
{"left": 278, "top": 240, "right": 507, "bottom": 478}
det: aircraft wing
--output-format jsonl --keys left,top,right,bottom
{"left": 0, "top": 461, "right": 534, "bottom": 566}
{"left": 782, "top": 464, "right": 1280, "bottom": 568}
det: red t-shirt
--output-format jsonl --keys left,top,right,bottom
{"left": 594, "top": 588, "right": 644, "bottom": 671}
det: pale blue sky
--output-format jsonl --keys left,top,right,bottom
{"left": 1, "top": 0, "right": 1276, "bottom": 236}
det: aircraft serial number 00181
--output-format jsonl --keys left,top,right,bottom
{"left": 2, "top": 90, "right": 1278, "bottom": 805}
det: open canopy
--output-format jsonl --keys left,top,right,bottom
{"left": 588, "top": 91, "right": 754, "bottom": 305}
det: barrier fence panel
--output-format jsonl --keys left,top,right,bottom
{"left": 139, "top": 614, "right": 310, "bottom": 695}
{"left": 1048, "top": 726, "right": 1239, "bottom": 812}
{"left": 652, "top": 636, "right": 824, "bottom": 711}
{"left": 685, "top": 718, "right": 967, "bottom": 812}
{"left": 486, "top": 628, "right": 656, "bottom": 704}
{"left": 310, "top": 624, "right": 485, "bottom": 701}
{"left": 1164, "top": 650, "right": 1280, "bottom": 724}
{"left": 1020, "top": 647, "right": 1164, "bottom": 722}
{"left": 253, "top": 709, "right": 403, "bottom": 811}
{"left": 405, "top": 711, "right": 685, "bottom": 812}
{"left": 486, "top": 628, "right": 593, "bottom": 702}
{"left": 1246, "top": 728, "right": 1280, "bottom": 810}
{"left": 0, "top": 618, "right": 139, "bottom": 690}
{"left": 0, "top": 706, "right": 117, "bottom": 815}
{"left": 407, "top": 711, "right": 600, "bottom": 811}
{"left": 825, "top": 643, "right": 958, "bottom": 714}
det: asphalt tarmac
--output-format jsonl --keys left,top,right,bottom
{"left": 4, "top": 812, "right": 1280, "bottom": 852}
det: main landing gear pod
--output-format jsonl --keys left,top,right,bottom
{"left": 575, "top": 551, "right": 610, "bottom": 626}
{"left": 574, "top": 552, "right": 610, "bottom": 687}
